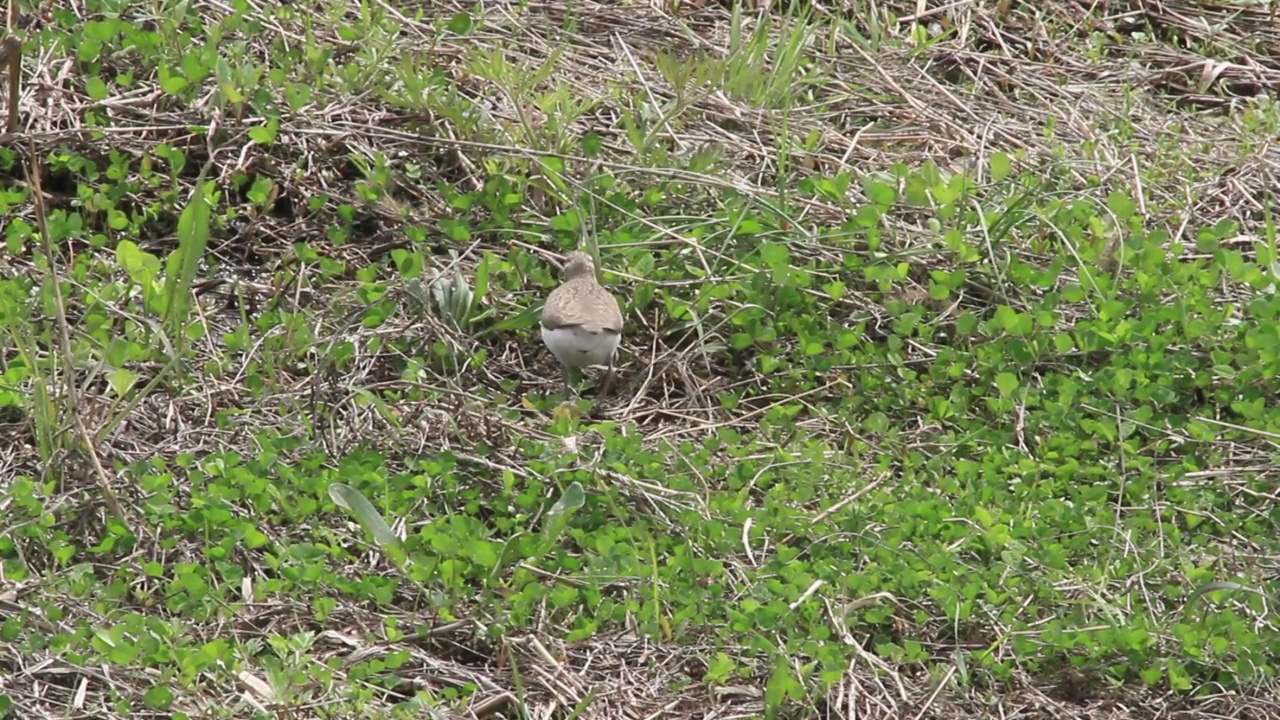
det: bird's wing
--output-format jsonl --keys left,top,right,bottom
{"left": 542, "top": 283, "right": 623, "bottom": 334}
{"left": 590, "top": 289, "right": 624, "bottom": 334}
{"left": 541, "top": 286, "right": 584, "bottom": 330}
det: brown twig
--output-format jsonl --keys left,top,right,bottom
{"left": 3, "top": 0, "right": 16, "bottom": 132}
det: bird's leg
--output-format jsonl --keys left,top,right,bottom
{"left": 562, "top": 365, "right": 586, "bottom": 398}
{"left": 597, "top": 353, "right": 616, "bottom": 399}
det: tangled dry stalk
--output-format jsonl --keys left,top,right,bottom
{"left": 2, "top": 0, "right": 1280, "bottom": 717}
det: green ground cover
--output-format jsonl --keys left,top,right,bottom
{"left": 2, "top": 0, "right": 1280, "bottom": 717}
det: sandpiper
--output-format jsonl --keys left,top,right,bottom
{"left": 540, "top": 250, "right": 623, "bottom": 396}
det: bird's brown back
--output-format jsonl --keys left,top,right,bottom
{"left": 542, "top": 277, "right": 623, "bottom": 335}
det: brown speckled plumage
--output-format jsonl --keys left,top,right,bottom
{"left": 540, "top": 251, "right": 623, "bottom": 336}
{"left": 540, "top": 251, "right": 624, "bottom": 396}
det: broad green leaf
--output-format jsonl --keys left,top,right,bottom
{"left": 534, "top": 481, "right": 586, "bottom": 559}
{"left": 995, "top": 372, "right": 1019, "bottom": 396}
{"left": 990, "top": 152, "right": 1011, "bottom": 182}
{"left": 473, "top": 252, "right": 492, "bottom": 305}
{"left": 143, "top": 685, "right": 174, "bottom": 710}
{"left": 116, "top": 240, "right": 161, "bottom": 287}
{"left": 447, "top": 11, "right": 473, "bottom": 34}
{"left": 545, "top": 481, "right": 585, "bottom": 528}
{"left": 764, "top": 653, "right": 795, "bottom": 719}
{"left": 861, "top": 177, "right": 897, "bottom": 206}
{"left": 329, "top": 482, "right": 402, "bottom": 552}
{"left": 163, "top": 179, "right": 212, "bottom": 343}
{"left": 759, "top": 242, "right": 790, "bottom": 268}
{"left": 1107, "top": 190, "right": 1137, "bottom": 221}
{"left": 107, "top": 368, "right": 138, "bottom": 397}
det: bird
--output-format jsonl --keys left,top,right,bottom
{"left": 540, "top": 250, "right": 624, "bottom": 397}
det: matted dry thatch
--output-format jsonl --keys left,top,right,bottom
{"left": 2, "top": 0, "right": 1280, "bottom": 716}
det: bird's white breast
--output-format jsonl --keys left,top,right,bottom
{"left": 541, "top": 325, "right": 620, "bottom": 368}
